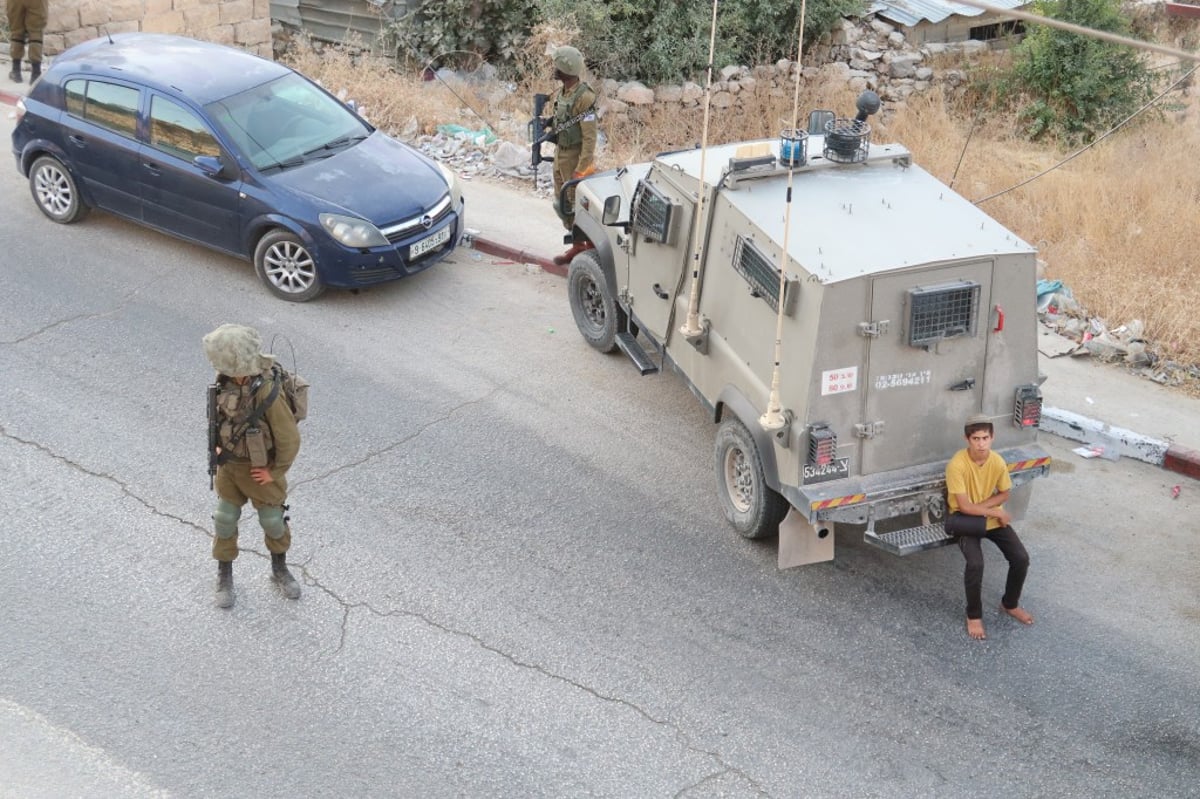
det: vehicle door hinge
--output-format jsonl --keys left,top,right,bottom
{"left": 854, "top": 421, "right": 885, "bottom": 439}
{"left": 857, "top": 320, "right": 890, "bottom": 338}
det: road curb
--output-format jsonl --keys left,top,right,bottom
{"left": 1, "top": 89, "right": 20, "bottom": 106}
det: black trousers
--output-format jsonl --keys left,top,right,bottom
{"left": 948, "top": 514, "right": 1029, "bottom": 620}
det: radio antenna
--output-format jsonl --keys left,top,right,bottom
{"left": 760, "top": 0, "right": 808, "bottom": 433}
{"left": 677, "top": 0, "right": 721, "bottom": 340}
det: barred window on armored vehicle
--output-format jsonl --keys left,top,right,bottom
{"left": 906, "top": 280, "right": 981, "bottom": 347}
{"left": 631, "top": 180, "right": 675, "bottom": 244}
{"left": 733, "top": 236, "right": 783, "bottom": 312}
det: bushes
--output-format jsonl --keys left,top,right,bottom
{"left": 400, "top": 0, "right": 866, "bottom": 83}
{"left": 1009, "top": 0, "right": 1157, "bottom": 144}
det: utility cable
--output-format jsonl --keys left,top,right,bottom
{"left": 974, "top": 63, "right": 1199, "bottom": 205}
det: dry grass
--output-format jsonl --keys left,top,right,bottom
{"left": 283, "top": 43, "right": 1200, "bottom": 369}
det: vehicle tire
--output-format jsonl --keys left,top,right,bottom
{"left": 254, "top": 229, "right": 325, "bottom": 302}
{"left": 29, "top": 155, "right": 90, "bottom": 224}
{"left": 568, "top": 249, "right": 620, "bottom": 353}
{"left": 715, "top": 417, "right": 789, "bottom": 540}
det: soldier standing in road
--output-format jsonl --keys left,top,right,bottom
{"left": 944, "top": 414, "right": 1034, "bottom": 640}
{"left": 7, "top": 0, "right": 48, "bottom": 84}
{"left": 203, "top": 323, "right": 302, "bottom": 609}
{"left": 545, "top": 45, "right": 597, "bottom": 266}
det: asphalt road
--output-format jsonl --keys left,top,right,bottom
{"left": 1, "top": 128, "right": 1198, "bottom": 797}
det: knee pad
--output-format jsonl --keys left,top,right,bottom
{"left": 258, "top": 506, "right": 287, "bottom": 539}
{"left": 212, "top": 499, "right": 241, "bottom": 538}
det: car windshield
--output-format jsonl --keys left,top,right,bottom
{"left": 208, "top": 72, "right": 371, "bottom": 172}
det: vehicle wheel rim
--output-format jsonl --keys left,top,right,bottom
{"left": 724, "top": 446, "right": 753, "bottom": 513}
{"left": 34, "top": 165, "right": 73, "bottom": 217}
{"left": 578, "top": 275, "right": 606, "bottom": 332}
{"left": 263, "top": 240, "right": 316, "bottom": 294}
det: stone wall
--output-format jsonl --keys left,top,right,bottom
{"left": 39, "top": 0, "right": 272, "bottom": 58}
{"left": 595, "top": 17, "right": 988, "bottom": 127}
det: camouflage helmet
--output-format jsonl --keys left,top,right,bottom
{"left": 552, "top": 46, "right": 584, "bottom": 77}
{"left": 203, "top": 323, "right": 275, "bottom": 378}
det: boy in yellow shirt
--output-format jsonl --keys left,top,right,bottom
{"left": 945, "top": 414, "right": 1034, "bottom": 640}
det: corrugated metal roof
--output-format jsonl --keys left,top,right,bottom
{"left": 867, "top": 0, "right": 1027, "bottom": 27}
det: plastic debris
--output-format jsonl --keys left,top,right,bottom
{"left": 1171, "top": 485, "right": 1181, "bottom": 499}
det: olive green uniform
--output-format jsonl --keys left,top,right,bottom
{"left": 212, "top": 370, "right": 301, "bottom": 562}
{"left": 551, "top": 82, "right": 597, "bottom": 230}
{"left": 6, "top": 0, "right": 47, "bottom": 63}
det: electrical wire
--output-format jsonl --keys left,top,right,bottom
{"left": 973, "top": 63, "right": 1199, "bottom": 205}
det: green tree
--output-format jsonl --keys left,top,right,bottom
{"left": 387, "top": 0, "right": 542, "bottom": 69}
{"left": 539, "top": 0, "right": 865, "bottom": 83}
{"left": 1011, "top": 0, "right": 1157, "bottom": 143}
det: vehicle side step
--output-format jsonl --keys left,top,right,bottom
{"left": 615, "top": 331, "right": 659, "bottom": 375}
{"left": 864, "top": 523, "right": 955, "bottom": 556}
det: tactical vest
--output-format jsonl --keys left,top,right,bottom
{"left": 553, "top": 82, "right": 594, "bottom": 150}
{"left": 216, "top": 372, "right": 277, "bottom": 463}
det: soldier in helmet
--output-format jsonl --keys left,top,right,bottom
{"left": 203, "top": 323, "right": 302, "bottom": 609}
{"left": 545, "top": 45, "right": 598, "bottom": 266}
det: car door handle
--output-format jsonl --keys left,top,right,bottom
{"left": 142, "top": 162, "right": 161, "bottom": 176}
{"left": 652, "top": 283, "right": 669, "bottom": 299}
{"left": 68, "top": 134, "right": 87, "bottom": 148}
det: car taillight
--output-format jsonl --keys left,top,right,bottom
{"left": 808, "top": 423, "right": 837, "bottom": 467}
{"left": 14, "top": 98, "right": 25, "bottom": 124}
{"left": 1013, "top": 385, "right": 1042, "bottom": 428}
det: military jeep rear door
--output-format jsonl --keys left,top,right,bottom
{"left": 861, "top": 260, "right": 994, "bottom": 473}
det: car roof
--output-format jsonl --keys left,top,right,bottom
{"left": 53, "top": 33, "right": 292, "bottom": 105}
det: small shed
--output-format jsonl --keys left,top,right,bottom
{"left": 270, "top": 0, "right": 416, "bottom": 46}
{"left": 867, "top": 0, "right": 1029, "bottom": 45}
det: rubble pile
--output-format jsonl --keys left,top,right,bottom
{"left": 1037, "top": 279, "right": 1200, "bottom": 388}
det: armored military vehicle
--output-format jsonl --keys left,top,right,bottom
{"left": 563, "top": 93, "right": 1051, "bottom": 567}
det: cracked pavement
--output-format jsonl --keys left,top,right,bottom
{"left": 1, "top": 113, "right": 1198, "bottom": 796}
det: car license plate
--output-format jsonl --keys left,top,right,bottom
{"left": 409, "top": 226, "right": 451, "bottom": 259}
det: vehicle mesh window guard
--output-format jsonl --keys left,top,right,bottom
{"left": 733, "top": 236, "right": 782, "bottom": 311}
{"left": 631, "top": 180, "right": 672, "bottom": 243}
{"left": 907, "top": 281, "right": 981, "bottom": 346}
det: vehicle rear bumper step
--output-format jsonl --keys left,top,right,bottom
{"left": 864, "top": 523, "right": 954, "bottom": 556}
{"left": 616, "top": 331, "right": 659, "bottom": 375}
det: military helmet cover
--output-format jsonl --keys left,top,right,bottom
{"left": 203, "top": 323, "right": 275, "bottom": 378}
{"left": 552, "top": 45, "right": 584, "bottom": 77}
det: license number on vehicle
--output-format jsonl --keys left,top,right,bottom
{"left": 409, "top": 226, "right": 451, "bottom": 259}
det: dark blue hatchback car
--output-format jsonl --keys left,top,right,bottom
{"left": 11, "top": 33, "right": 465, "bottom": 301}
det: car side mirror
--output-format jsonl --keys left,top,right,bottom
{"left": 602, "top": 195, "right": 621, "bottom": 225}
{"left": 194, "top": 155, "right": 228, "bottom": 179}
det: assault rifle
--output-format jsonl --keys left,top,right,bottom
{"left": 528, "top": 93, "right": 553, "bottom": 175}
{"left": 207, "top": 382, "right": 219, "bottom": 490}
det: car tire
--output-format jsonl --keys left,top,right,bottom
{"left": 254, "top": 229, "right": 325, "bottom": 302}
{"left": 568, "top": 250, "right": 622, "bottom": 353}
{"left": 29, "top": 155, "right": 90, "bottom": 224}
{"left": 715, "top": 417, "right": 789, "bottom": 540}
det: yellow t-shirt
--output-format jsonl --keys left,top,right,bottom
{"left": 945, "top": 449, "right": 1012, "bottom": 530}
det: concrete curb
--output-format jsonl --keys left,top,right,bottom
{"left": 0, "top": 89, "right": 21, "bottom": 106}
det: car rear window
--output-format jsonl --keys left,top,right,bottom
{"left": 65, "top": 79, "right": 140, "bottom": 139}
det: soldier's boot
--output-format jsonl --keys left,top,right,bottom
{"left": 9, "top": 59, "right": 22, "bottom": 84}
{"left": 215, "top": 560, "right": 235, "bottom": 609}
{"left": 29, "top": 62, "right": 41, "bottom": 82}
{"left": 553, "top": 240, "right": 591, "bottom": 266}
{"left": 271, "top": 552, "right": 301, "bottom": 600}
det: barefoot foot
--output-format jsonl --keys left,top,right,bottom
{"left": 1001, "top": 605, "right": 1034, "bottom": 625}
{"left": 966, "top": 617, "right": 986, "bottom": 640}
